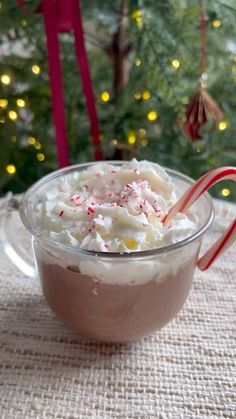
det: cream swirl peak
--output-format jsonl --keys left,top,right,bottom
{"left": 35, "top": 159, "right": 197, "bottom": 251}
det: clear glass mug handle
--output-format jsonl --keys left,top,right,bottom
{"left": 0, "top": 193, "right": 38, "bottom": 278}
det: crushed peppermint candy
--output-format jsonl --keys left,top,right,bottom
{"left": 87, "top": 207, "right": 95, "bottom": 215}
{"left": 35, "top": 159, "right": 198, "bottom": 252}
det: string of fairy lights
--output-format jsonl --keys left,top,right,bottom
{"left": 0, "top": 62, "right": 45, "bottom": 177}
{"left": 0, "top": 10, "right": 233, "bottom": 198}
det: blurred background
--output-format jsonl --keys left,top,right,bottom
{"left": 0, "top": 0, "right": 236, "bottom": 200}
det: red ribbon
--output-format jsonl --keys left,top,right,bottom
{"left": 17, "top": 0, "right": 102, "bottom": 165}
{"left": 71, "top": 0, "right": 102, "bottom": 160}
{"left": 42, "top": 0, "right": 69, "bottom": 167}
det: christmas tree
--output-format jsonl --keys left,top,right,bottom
{"left": 0, "top": 0, "right": 236, "bottom": 201}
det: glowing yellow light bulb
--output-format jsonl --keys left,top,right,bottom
{"left": 134, "top": 92, "right": 141, "bottom": 100}
{"left": 218, "top": 120, "right": 228, "bottom": 131}
{"left": 34, "top": 141, "right": 41, "bottom": 150}
{"left": 37, "top": 153, "right": 45, "bottom": 161}
{"left": 16, "top": 98, "right": 26, "bottom": 107}
{"left": 101, "top": 91, "right": 110, "bottom": 102}
{"left": 28, "top": 136, "right": 36, "bottom": 145}
{"left": 221, "top": 188, "right": 230, "bottom": 197}
{"left": 139, "top": 128, "right": 146, "bottom": 136}
{"left": 171, "top": 59, "right": 180, "bottom": 69}
{"left": 140, "top": 138, "right": 148, "bottom": 147}
{"left": 135, "top": 57, "right": 141, "bottom": 66}
{"left": 32, "top": 65, "right": 41, "bottom": 75}
{"left": 1, "top": 74, "right": 11, "bottom": 85}
{"left": 212, "top": 20, "right": 221, "bottom": 28}
{"left": 8, "top": 110, "right": 18, "bottom": 121}
{"left": 0, "top": 99, "right": 8, "bottom": 108}
{"left": 147, "top": 110, "right": 158, "bottom": 121}
{"left": 132, "top": 9, "right": 143, "bottom": 28}
{"left": 21, "top": 19, "right": 28, "bottom": 27}
{"left": 142, "top": 91, "right": 151, "bottom": 100}
{"left": 132, "top": 9, "right": 142, "bottom": 19}
{"left": 127, "top": 132, "right": 136, "bottom": 145}
{"left": 111, "top": 139, "right": 118, "bottom": 146}
{"left": 6, "top": 164, "right": 16, "bottom": 175}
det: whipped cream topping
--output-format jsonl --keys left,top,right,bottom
{"left": 35, "top": 159, "right": 198, "bottom": 252}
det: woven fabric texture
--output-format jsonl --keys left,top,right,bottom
{"left": 0, "top": 200, "right": 235, "bottom": 419}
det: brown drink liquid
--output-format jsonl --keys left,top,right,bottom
{"left": 36, "top": 250, "right": 196, "bottom": 342}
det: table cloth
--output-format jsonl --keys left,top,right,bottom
{"left": 0, "top": 199, "right": 235, "bottom": 418}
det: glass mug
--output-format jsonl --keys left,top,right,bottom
{"left": 0, "top": 162, "right": 215, "bottom": 342}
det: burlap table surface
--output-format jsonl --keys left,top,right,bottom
{"left": 0, "top": 199, "right": 235, "bottom": 419}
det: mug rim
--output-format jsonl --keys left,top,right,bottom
{"left": 19, "top": 160, "right": 214, "bottom": 259}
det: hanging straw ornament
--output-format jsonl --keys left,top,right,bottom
{"left": 182, "top": 0, "right": 223, "bottom": 141}
{"left": 182, "top": 83, "right": 224, "bottom": 141}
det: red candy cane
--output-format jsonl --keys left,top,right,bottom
{"left": 197, "top": 218, "right": 236, "bottom": 270}
{"left": 163, "top": 167, "right": 236, "bottom": 270}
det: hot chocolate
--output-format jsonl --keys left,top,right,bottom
{"left": 31, "top": 159, "right": 200, "bottom": 341}
{"left": 36, "top": 248, "right": 196, "bottom": 342}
